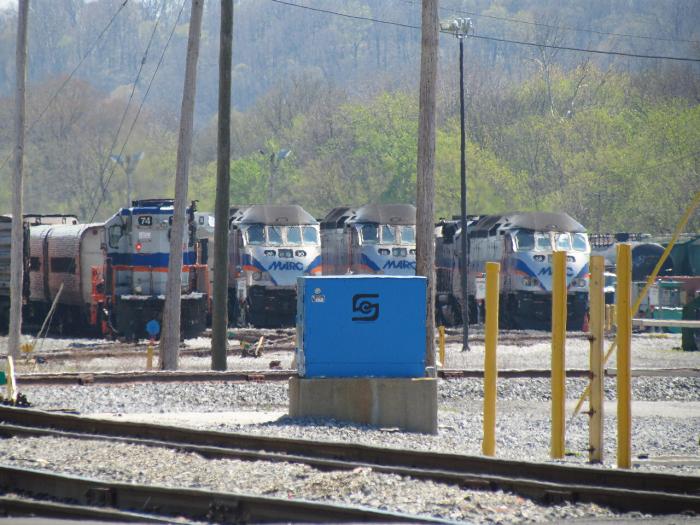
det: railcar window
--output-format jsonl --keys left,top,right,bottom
{"left": 399, "top": 225, "right": 415, "bottom": 245}
{"left": 246, "top": 224, "right": 264, "bottom": 245}
{"left": 515, "top": 231, "right": 535, "bottom": 251}
{"left": 360, "top": 224, "right": 378, "bottom": 244}
{"left": 50, "top": 257, "right": 75, "bottom": 274}
{"left": 287, "top": 226, "right": 302, "bottom": 245}
{"left": 573, "top": 233, "right": 588, "bottom": 252}
{"left": 267, "top": 226, "right": 283, "bottom": 245}
{"left": 381, "top": 225, "right": 397, "bottom": 244}
{"left": 302, "top": 226, "right": 319, "bottom": 245}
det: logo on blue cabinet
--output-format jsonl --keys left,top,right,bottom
{"left": 352, "top": 293, "right": 379, "bottom": 322}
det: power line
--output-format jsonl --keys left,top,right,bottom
{"left": 432, "top": 0, "right": 700, "bottom": 46}
{"left": 89, "top": 0, "right": 187, "bottom": 222}
{"left": 267, "top": 0, "right": 700, "bottom": 63}
{"left": 88, "top": 0, "right": 165, "bottom": 217}
{"left": 0, "top": 0, "right": 130, "bottom": 174}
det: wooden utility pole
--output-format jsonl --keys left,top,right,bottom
{"left": 211, "top": 0, "right": 233, "bottom": 371}
{"left": 160, "top": 0, "right": 204, "bottom": 370}
{"left": 416, "top": 0, "right": 438, "bottom": 373}
{"left": 8, "top": 0, "right": 29, "bottom": 359}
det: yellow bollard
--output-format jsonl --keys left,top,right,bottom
{"left": 438, "top": 326, "right": 446, "bottom": 367}
{"left": 551, "top": 250, "right": 567, "bottom": 459}
{"left": 589, "top": 256, "right": 605, "bottom": 463}
{"left": 146, "top": 340, "right": 154, "bottom": 370}
{"left": 616, "top": 244, "right": 632, "bottom": 469}
{"left": 482, "top": 262, "right": 500, "bottom": 456}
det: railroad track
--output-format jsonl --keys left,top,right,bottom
{"left": 0, "top": 405, "right": 698, "bottom": 516}
{"left": 0, "top": 465, "right": 438, "bottom": 523}
{"left": 14, "top": 367, "right": 700, "bottom": 385}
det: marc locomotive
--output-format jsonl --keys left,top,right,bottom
{"left": 228, "top": 204, "right": 321, "bottom": 327}
{"left": 436, "top": 212, "right": 591, "bottom": 329}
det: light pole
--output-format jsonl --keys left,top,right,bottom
{"left": 265, "top": 148, "right": 292, "bottom": 203}
{"left": 440, "top": 17, "right": 472, "bottom": 351}
{"left": 110, "top": 152, "right": 144, "bottom": 207}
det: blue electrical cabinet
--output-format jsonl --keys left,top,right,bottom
{"left": 296, "top": 275, "right": 427, "bottom": 378}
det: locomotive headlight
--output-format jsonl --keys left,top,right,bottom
{"left": 522, "top": 277, "right": 540, "bottom": 287}
{"left": 533, "top": 255, "right": 545, "bottom": 262}
{"left": 253, "top": 271, "right": 263, "bottom": 281}
{"left": 135, "top": 242, "right": 143, "bottom": 252}
{"left": 295, "top": 250, "right": 306, "bottom": 257}
{"left": 572, "top": 278, "right": 587, "bottom": 288}
{"left": 378, "top": 248, "right": 390, "bottom": 256}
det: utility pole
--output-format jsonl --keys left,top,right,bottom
{"left": 160, "top": 0, "right": 204, "bottom": 370}
{"left": 211, "top": 0, "right": 233, "bottom": 371}
{"left": 416, "top": 0, "right": 438, "bottom": 374}
{"left": 8, "top": 0, "right": 29, "bottom": 359}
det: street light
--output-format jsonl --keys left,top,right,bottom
{"left": 265, "top": 148, "right": 292, "bottom": 203}
{"left": 441, "top": 17, "right": 472, "bottom": 351}
{"left": 110, "top": 152, "right": 144, "bottom": 207}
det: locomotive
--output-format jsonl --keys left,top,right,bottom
{"left": 103, "top": 199, "right": 209, "bottom": 339}
{"left": 228, "top": 204, "right": 321, "bottom": 327}
{"left": 0, "top": 200, "right": 208, "bottom": 339}
{"left": 436, "top": 212, "right": 590, "bottom": 330}
{"left": 320, "top": 204, "right": 417, "bottom": 276}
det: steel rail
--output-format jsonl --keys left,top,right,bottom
{"left": 0, "top": 496, "right": 174, "bottom": 523}
{"left": 0, "top": 465, "right": 442, "bottom": 523}
{"left": 0, "top": 406, "right": 698, "bottom": 514}
{"left": 14, "top": 367, "right": 700, "bottom": 385}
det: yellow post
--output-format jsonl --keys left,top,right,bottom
{"left": 551, "top": 250, "right": 567, "bottom": 459}
{"left": 482, "top": 262, "right": 500, "bottom": 457}
{"left": 438, "top": 326, "right": 446, "bottom": 367}
{"left": 146, "top": 340, "right": 154, "bottom": 370}
{"left": 616, "top": 244, "right": 632, "bottom": 469}
{"left": 589, "top": 256, "right": 605, "bottom": 463}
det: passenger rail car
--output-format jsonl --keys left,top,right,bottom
{"left": 228, "top": 204, "right": 321, "bottom": 327}
{"left": 321, "top": 204, "right": 417, "bottom": 276}
{"left": 104, "top": 199, "right": 209, "bottom": 339}
{"left": 436, "top": 212, "right": 590, "bottom": 330}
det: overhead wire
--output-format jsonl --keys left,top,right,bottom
{"left": 89, "top": 0, "right": 188, "bottom": 222}
{"left": 87, "top": 0, "right": 167, "bottom": 219}
{"left": 267, "top": 0, "right": 700, "bottom": 63}
{"left": 420, "top": 0, "right": 700, "bottom": 45}
{"left": 0, "top": 0, "right": 130, "bottom": 174}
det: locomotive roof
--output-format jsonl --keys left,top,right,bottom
{"left": 231, "top": 204, "right": 318, "bottom": 225}
{"left": 471, "top": 212, "right": 585, "bottom": 233}
{"left": 349, "top": 204, "right": 416, "bottom": 225}
{"left": 320, "top": 206, "right": 355, "bottom": 229}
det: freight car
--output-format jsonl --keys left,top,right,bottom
{"left": 228, "top": 204, "right": 321, "bottom": 327}
{"left": 320, "top": 204, "right": 417, "bottom": 276}
{"left": 436, "top": 212, "right": 590, "bottom": 330}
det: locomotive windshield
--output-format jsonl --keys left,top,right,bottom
{"left": 244, "top": 224, "right": 319, "bottom": 246}
{"left": 358, "top": 223, "right": 416, "bottom": 245}
{"left": 515, "top": 230, "right": 589, "bottom": 252}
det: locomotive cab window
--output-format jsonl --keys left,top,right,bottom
{"left": 572, "top": 233, "right": 588, "bottom": 252}
{"left": 302, "top": 226, "right": 319, "bottom": 245}
{"left": 555, "top": 233, "right": 572, "bottom": 251}
{"left": 245, "top": 224, "right": 264, "bottom": 245}
{"left": 267, "top": 226, "right": 283, "bottom": 246}
{"left": 360, "top": 224, "right": 378, "bottom": 244}
{"left": 287, "top": 226, "right": 302, "bottom": 245}
{"left": 399, "top": 225, "right": 415, "bottom": 245}
{"left": 108, "top": 224, "right": 123, "bottom": 248}
{"left": 381, "top": 225, "right": 396, "bottom": 244}
{"left": 514, "top": 230, "right": 535, "bottom": 251}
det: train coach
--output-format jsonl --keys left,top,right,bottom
{"left": 228, "top": 204, "right": 321, "bottom": 327}
{"left": 320, "top": 204, "right": 417, "bottom": 276}
{"left": 436, "top": 211, "right": 590, "bottom": 330}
